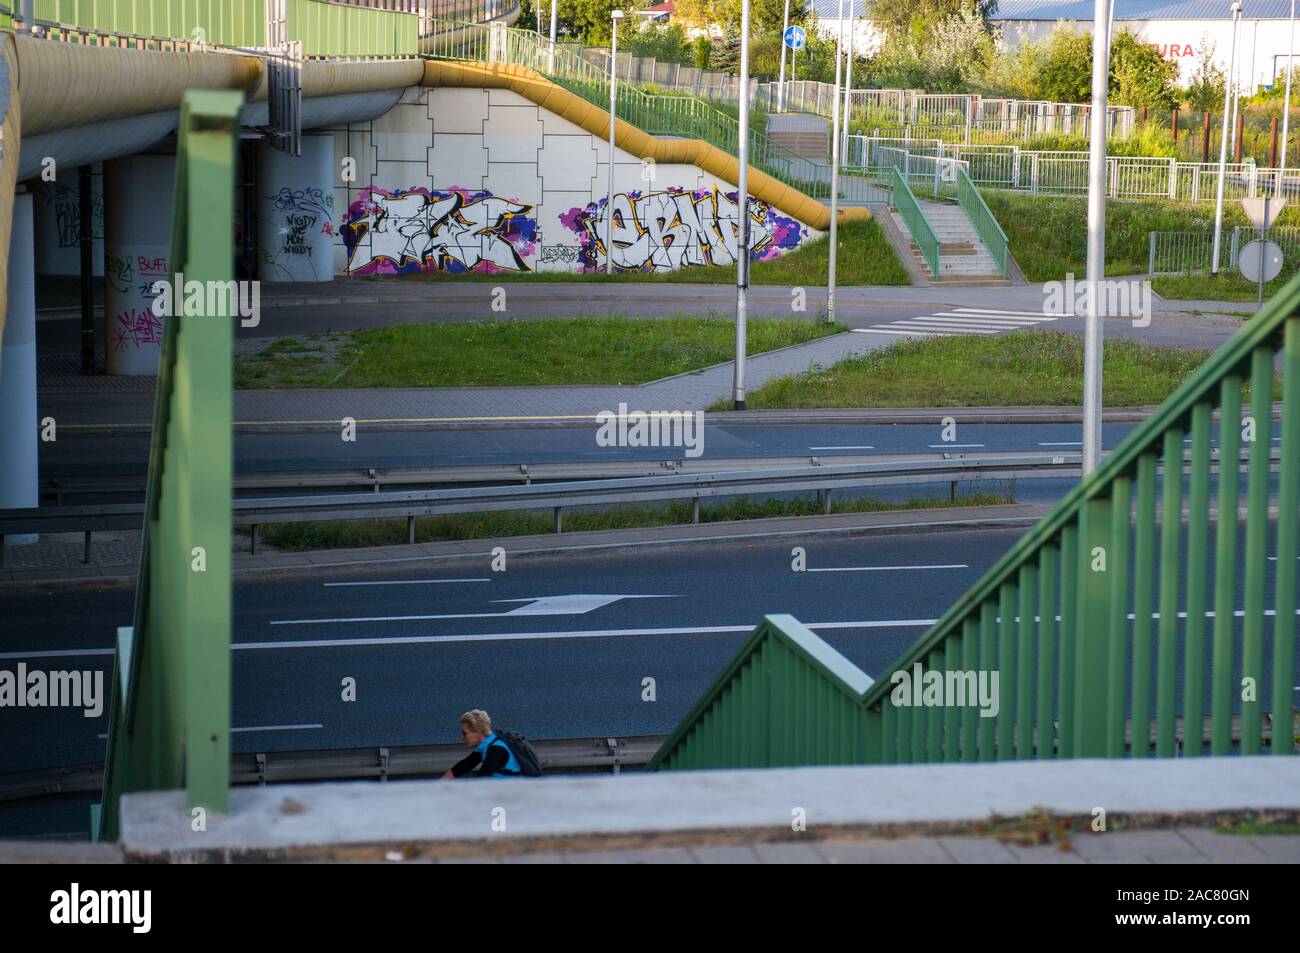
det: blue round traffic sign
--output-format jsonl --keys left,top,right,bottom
{"left": 783, "top": 25, "right": 806, "bottom": 50}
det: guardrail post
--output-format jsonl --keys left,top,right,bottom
{"left": 822, "top": 489, "right": 832, "bottom": 514}
{"left": 83, "top": 531, "right": 92, "bottom": 564}
{"left": 251, "top": 524, "right": 260, "bottom": 555}
{"left": 554, "top": 506, "right": 563, "bottom": 533}
{"left": 691, "top": 497, "right": 700, "bottom": 523}
{"left": 407, "top": 516, "right": 416, "bottom": 545}
{"left": 1148, "top": 231, "right": 1156, "bottom": 276}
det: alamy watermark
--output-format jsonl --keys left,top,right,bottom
{"left": 889, "top": 661, "right": 1000, "bottom": 718}
{"left": 1043, "top": 273, "right": 1151, "bottom": 328}
{"left": 149, "top": 273, "right": 261, "bottom": 328}
{"left": 0, "top": 664, "right": 104, "bottom": 717}
{"left": 595, "top": 403, "right": 705, "bottom": 458}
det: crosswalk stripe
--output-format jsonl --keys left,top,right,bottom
{"left": 881, "top": 322, "right": 1000, "bottom": 334}
{"left": 928, "top": 312, "right": 1055, "bottom": 324}
{"left": 903, "top": 317, "right": 1047, "bottom": 330}
{"left": 852, "top": 327, "right": 957, "bottom": 337}
{"left": 950, "top": 307, "right": 1076, "bottom": 317}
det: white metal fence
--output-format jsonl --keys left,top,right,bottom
{"left": 1148, "top": 226, "right": 1300, "bottom": 275}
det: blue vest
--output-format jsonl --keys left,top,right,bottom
{"left": 475, "top": 732, "right": 521, "bottom": 777}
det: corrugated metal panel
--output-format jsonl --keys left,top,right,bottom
{"left": 806, "top": 0, "right": 869, "bottom": 20}
{"left": 992, "top": 0, "right": 1293, "bottom": 20}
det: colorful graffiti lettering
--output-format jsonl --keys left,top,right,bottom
{"left": 342, "top": 186, "right": 539, "bottom": 275}
{"left": 111, "top": 308, "right": 163, "bottom": 351}
{"left": 558, "top": 185, "right": 805, "bottom": 273}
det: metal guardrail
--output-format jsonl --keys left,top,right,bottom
{"left": 1, "top": 452, "right": 1080, "bottom": 561}
{"left": 0, "top": 736, "right": 666, "bottom": 804}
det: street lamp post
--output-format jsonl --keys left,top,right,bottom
{"left": 1081, "top": 0, "right": 1114, "bottom": 476}
{"left": 1212, "top": 2, "right": 1243, "bottom": 276}
{"left": 777, "top": 0, "right": 790, "bottom": 113}
{"left": 827, "top": 0, "right": 846, "bottom": 325}
{"left": 606, "top": 9, "right": 625, "bottom": 277}
{"left": 1280, "top": 0, "right": 1296, "bottom": 195}
{"left": 549, "top": 0, "right": 558, "bottom": 71}
{"left": 733, "top": 0, "right": 752, "bottom": 409}
{"left": 841, "top": 3, "right": 855, "bottom": 158}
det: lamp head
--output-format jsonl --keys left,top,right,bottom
{"left": 611, "top": 8, "right": 625, "bottom": 18}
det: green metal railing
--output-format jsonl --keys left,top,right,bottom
{"left": 97, "top": 89, "right": 240, "bottom": 841}
{"left": 955, "top": 165, "right": 1008, "bottom": 278}
{"left": 423, "top": 19, "right": 881, "bottom": 205}
{"left": 888, "top": 167, "right": 940, "bottom": 277}
{"left": 653, "top": 271, "right": 1300, "bottom": 769}
{"left": 5, "top": 1, "right": 419, "bottom": 57}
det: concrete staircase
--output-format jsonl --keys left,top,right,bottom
{"left": 767, "top": 112, "right": 829, "bottom": 162}
{"left": 889, "top": 197, "right": 1008, "bottom": 285}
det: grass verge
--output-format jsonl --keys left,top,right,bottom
{"left": 370, "top": 219, "right": 910, "bottom": 287}
{"left": 981, "top": 192, "right": 1300, "bottom": 283}
{"left": 254, "top": 489, "right": 1015, "bottom": 551}
{"left": 235, "top": 316, "right": 843, "bottom": 389}
{"left": 714, "top": 330, "right": 1272, "bottom": 409}
{"left": 1151, "top": 272, "right": 1288, "bottom": 303}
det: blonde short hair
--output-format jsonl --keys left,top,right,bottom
{"left": 459, "top": 709, "right": 492, "bottom": 734}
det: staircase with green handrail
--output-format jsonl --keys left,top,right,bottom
{"left": 651, "top": 273, "right": 1300, "bottom": 769}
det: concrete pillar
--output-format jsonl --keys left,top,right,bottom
{"left": 32, "top": 168, "right": 104, "bottom": 277}
{"left": 257, "top": 134, "right": 335, "bottom": 282}
{"left": 0, "top": 190, "right": 38, "bottom": 543}
{"left": 104, "top": 155, "right": 174, "bottom": 375}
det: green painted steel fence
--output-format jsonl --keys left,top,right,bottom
{"left": 955, "top": 165, "right": 1008, "bottom": 278}
{"left": 6, "top": 1, "right": 419, "bottom": 57}
{"left": 97, "top": 89, "right": 240, "bottom": 841}
{"left": 653, "top": 271, "right": 1300, "bottom": 769}
{"left": 888, "top": 167, "right": 940, "bottom": 277}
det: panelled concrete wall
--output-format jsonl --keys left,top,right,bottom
{"left": 325, "top": 86, "right": 819, "bottom": 277}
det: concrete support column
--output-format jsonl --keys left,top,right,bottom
{"left": 32, "top": 168, "right": 104, "bottom": 276}
{"left": 104, "top": 155, "right": 175, "bottom": 375}
{"left": 257, "top": 134, "right": 335, "bottom": 282}
{"left": 0, "top": 189, "right": 38, "bottom": 544}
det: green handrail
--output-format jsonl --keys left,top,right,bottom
{"left": 889, "top": 167, "right": 940, "bottom": 277}
{"left": 97, "top": 90, "right": 241, "bottom": 841}
{"left": 955, "top": 166, "right": 1008, "bottom": 278}
{"left": 653, "top": 270, "right": 1300, "bottom": 769}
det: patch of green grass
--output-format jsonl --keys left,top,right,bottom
{"left": 1218, "top": 821, "right": 1300, "bottom": 835}
{"left": 1152, "top": 272, "right": 1291, "bottom": 302}
{"left": 981, "top": 192, "right": 1300, "bottom": 282}
{"left": 235, "top": 316, "right": 842, "bottom": 389}
{"left": 255, "top": 489, "right": 1016, "bottom": 551}
{"left": 378, "top": 219, "right": 909, "bottom": 287}
{"left": 720, "top": 330, "right": 1246, "bottom": 409}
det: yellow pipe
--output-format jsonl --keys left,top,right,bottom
{"left": 422, "top": 59, "right": 870, "bottom": 232}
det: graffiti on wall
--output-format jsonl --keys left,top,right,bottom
{"left": 558, "top": 185, "right": 805, "bottom": 273}
{"left": 107, "top": 252, "right": 169, "bottom": 351}
{"left": 342, "top": 186, "right": 539, "bottom": 275}
{"left": 38, "top": 182, "right": 105, "bottom": 248}
{"left": 266, "top": 186, "right": 335, "bottom": 258}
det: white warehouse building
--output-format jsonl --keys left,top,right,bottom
{"left": 807, "top": 0, "right": 1300, "bottom": 91}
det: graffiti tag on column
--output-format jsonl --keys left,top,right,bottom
{"left": 341, "top": 186, "right": 539, "bottom": 275}
{"left": 559, "top": 185, "right": 805, "bottom": 273}
{"left": 267, "top": 187, "right": 334, "bottom": 257}
{"left": 111, "top": 308, "right": 163, "bottom": 351}
{"left": 281, "top": 213, "right": 317, "bottom": 255}
{"left": 40, "top": 182, "right": 105, "bottom": 249}
{"left": 538, "top": 245, "right": 581, "bottom": 265}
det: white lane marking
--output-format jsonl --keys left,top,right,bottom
{"left": 928, "top": 443, "right": 985, "bottom": 448}
{"left": 1038, "top": 441, "right": 1083, "bottom": 446}
{"left": 324, "top": 578, "right": 491, "bottom": 587}
{"left": 271, "top": 593, "right": 676, "bottom": 626}
{"left": 926, "top": 313, "right": 1052, "bottom": 324}
{"left": 890, "top": 319, "right": 1017, "bottom": 331}
{"left": 852, "top": 327, "right": 956, "bottom": 337}
{"left": 807, "top": 564, "right": 969, "bottom": 572}
{"left": 809, "top": 445, "right": 876, "bottom": 450}
{"left": 10, "top": 609, "right": 1300, "bottom": 659}
{"left": 884, "top": 322, "right": 999, "bottom": 335}
{"left": 952, "top": 307, "right": 1076, "bottom": 317}
{"left": 231, "top": 723, "right": 323, "bottom": 733}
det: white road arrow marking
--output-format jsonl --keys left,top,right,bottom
{"left": 268, "top": 594, "right": 676, "bottom": 626}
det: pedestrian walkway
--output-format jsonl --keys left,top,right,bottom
{"left": 853, "top": 306, "right": 1068, "bottom": 338}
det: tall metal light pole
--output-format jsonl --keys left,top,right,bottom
{"left": 827, "top": 0, "right": 846, "bottom": 325}
{"left": 841, "top": 2, "right": 856, "bottom": 158}
{"left": 777, "top": 0, "right": 790, "bottom": 113}
{"left": 1212, "top": 2, "right": 1243, "bottom": 276}
{"left": 1081, "top": 0, "right": 1114, "bottom": 477}
{"left": 733, "top": 0, "right": 752, "bottom": 409}
{"left": 1280, "top": 0, "right": 1296, "bottom": 195}
{"left": 548, "top": 0, "right": 559, "bottom": 71}
{"left": 606, "top": 9, "right": 624, "bottom": 276}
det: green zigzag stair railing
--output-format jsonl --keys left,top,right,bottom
{"left": 651, "top": 273, "right": 1300, "bottom": 770}
{"left": 422, "top": 18, "right": 873, "bottom": 204}
{"left": 96, "top": 89, "right": 241, "bottom": 841}
{"left": 0, "top": 1, "right": 419, "bottom": 57}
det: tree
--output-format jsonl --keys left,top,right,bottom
{"left": 710, "top": 21, "right": 743, "bottom": 71}
{"left": 870, "top": 0, "right": 997, "bottom": 41}
{"left": 1109, "top": 29, "right": 1178, "bottom": 108}
{"left": 1036, "top": 25, "right": 1093, "bottom": 103}
{"left": 558, "top": 0, "right": 630, "bottom": 45}
{"left": 1181, "top": 36, "right": 1226, "bottom": 113}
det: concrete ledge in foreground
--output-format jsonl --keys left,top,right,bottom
{"left": 119, "top": 757, "right": 1300, "bottom": 862}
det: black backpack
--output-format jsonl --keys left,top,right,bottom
{"left": 495, "top": 729, "right": 544, "bottom": 777}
